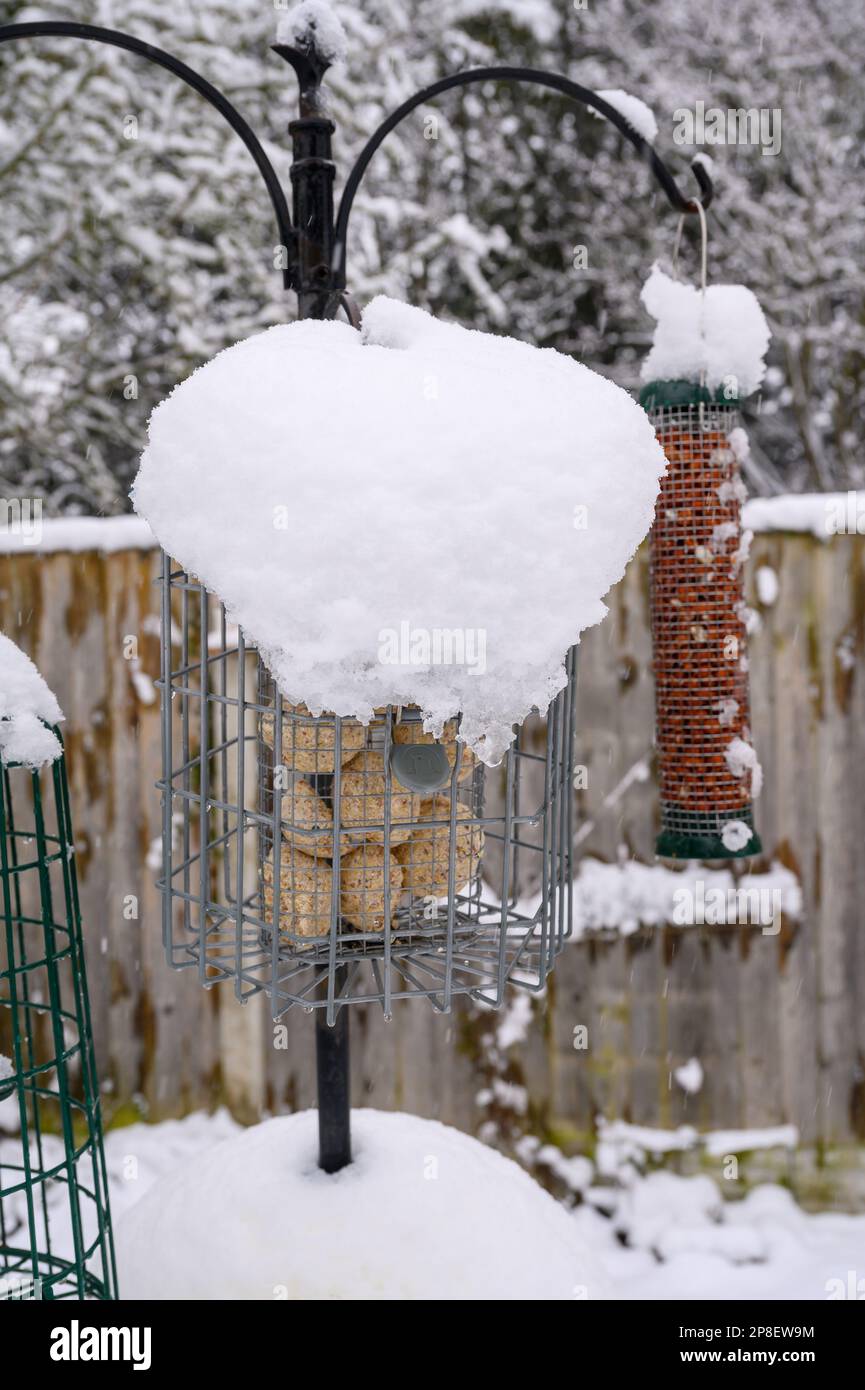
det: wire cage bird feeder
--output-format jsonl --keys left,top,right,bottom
{"left": 641, "top": 379, "right": 762, "bottom": 860}
{"left": 159, "top": 589, "right": 577, "bottom": 1022}
{"left": 0, "top": 730, "right": 117, "bottom": 1301}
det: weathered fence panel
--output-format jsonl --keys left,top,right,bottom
{"left": 1, "top": 525, "right": 863, "bottom": 1200}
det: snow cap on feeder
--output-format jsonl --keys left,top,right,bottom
{"left": 640, "top": 266, "right": 770, "bottom": 860}
{"left": 0, "top": 631, "right": 64, "bottom": 768}
{"left": 133, "top": 295, "right": 666, "bottom": 766}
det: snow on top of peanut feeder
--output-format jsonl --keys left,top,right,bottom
{"left": 0, "top": 632, "right": 63, "bottom": 768}
{"left": 132, "top": 296, "right": 666, "bottom": 764}
{"left": 115, "top": 1109, "right": 613, "bottom": 1300}
{"left": 640, "top": 264, "right": 770, "bottom": 397}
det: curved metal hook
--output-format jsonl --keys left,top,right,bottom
{"left": 333, "top": 65, "right": 713, "bottom": 289}
{"left": 0, "top": 20, "right": 296, "bottom": 286}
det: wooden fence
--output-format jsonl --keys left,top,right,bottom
{"left": 1, "top": 524, "right": 863, "bottom": 1202}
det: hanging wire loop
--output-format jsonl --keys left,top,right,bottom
{"left": 333, "top": 65, "right": 713, "bottom": 290}
{"left": 0, "top": 20, "right": 297, "bottom": 288}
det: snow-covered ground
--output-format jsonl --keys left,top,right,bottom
{"left": 97, "top": 1110, "right": 864, "bottom": 1301}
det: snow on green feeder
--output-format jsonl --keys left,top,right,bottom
{"left": 640, "top": 266, "right": 771, "bottom": 859}
{"left": 0, "top": 635, "right": 117, "bottom": 1301}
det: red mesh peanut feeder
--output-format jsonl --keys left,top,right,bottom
{"left": 641, "top": 381, "right": 762, "bottom": 859}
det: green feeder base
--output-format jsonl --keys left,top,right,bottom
{"left": 656, "top": 806, "right": 762, "bottom": 861}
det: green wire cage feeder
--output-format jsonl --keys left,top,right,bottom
{"left": 0, "top": 649, "right": 117, "bottom": 1301}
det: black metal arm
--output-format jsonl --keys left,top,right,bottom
{"left": 0, "top": 21, "right": 296, "bottom": 287}
{"left": 332, "top": 65, "right": 713, "bottom": 290}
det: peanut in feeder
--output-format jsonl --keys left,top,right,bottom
{"left": 339, "top": 843, "right": 403, "bottom": 933}
{"left": 394, "top": 794, "right": 485, "bottom": 902}
{"left": 262, "top": 846, "right": 334, "bottom": 939}
{"left": 261, "top": 701, "right": 366, "bottom": 774}
{"left": 336, "top": 746, "right": 421, "bottom": 847}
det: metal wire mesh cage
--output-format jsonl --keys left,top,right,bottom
{"left": 158, "top": 557, "right": 577, "bottom": 1021}
{"left": 0, "top": 732, "right": 117, "bottom": 1301}
{"left": 642, "top": 379, "right": 762, "bottom": 860}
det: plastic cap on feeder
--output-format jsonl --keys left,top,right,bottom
{"left": 639, "top": 267, "right": 771, "bottom": 860}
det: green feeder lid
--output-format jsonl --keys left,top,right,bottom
{"left": 638, "top": 378, "right": 742, "bottom": 411}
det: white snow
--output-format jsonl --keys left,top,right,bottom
{"left": 711, "top": 520, "right": 738, "bottom": 551}
{"left": 716, "top": 697, "right": 739, "bottom": 727}
{"left": 674, "top": 1058, "right": 704, "bottom": 1095}
{"left": 597, "top": 1119, "right": 698, "bottom": 1164}
{"left": 133, "top": 296, "right": 666, "bottom": 765}
{"left": 730, "top": 527, "right": 753, "bottom": 573}
{"left": 725, "top": 736, "right": 763, "bottom": 798}
{"left": 128, "top": 661, "right": 157, "bottom": 706}
{"left": 614, "top": 1171, "right": 722, "bottom": 1252}
{"left": 0, "top": 632, "right": 63, "bottom": 768}
{"left": 115, "top": 1109, "right": 613, "bottom": 1300}
{"left": 640, "top": 265, "right": 770, "bottom": 396}
{"left": 4, "top": 1108, "right": 857, "bottom": 1303}
{"left": 529, "top": 1141, "right": 594, "bottom": 1195}
{"left": 595, "top": 89, "right": 658, "bottom": 143}
{"left": 568, "top": 857, "right": 801, "bottom": 937}
{"left": 744, "top": 491, "right": 865, "bottom": 540}
{"left": 593, "top": 1178, "right": 865, "bottom": 1301}
{"left": 477, "top": 1079, "right": 529, "bottom": 1115}
{"left": 276, "top": 2, "right": 348, "bottom": 63}
{"left": 721, "top": 819, "right": 754, "bottom": 852}
{"left": 755, "top": 565, "right": 779, "bottom": 606}
{"left": 496, "top": 991, "right": 533, "bottom": 1050}
{"left": 703, "top": 1126, "right": 798, "bottom": 1157}
{"left": 718, "top": 475, "right": 748, "bottom": 507}
{"left": 837, "top": 634, "right": 856, "bottom": 672}
{"left": 0, "top": 515, "right": 156, "bottom": 554}
{"left": 728, "top": 425, "right": 751, "bottom": 465}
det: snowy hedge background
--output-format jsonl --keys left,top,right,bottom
{"left": 0, "top": 0, "right": 862, "bottom": 513}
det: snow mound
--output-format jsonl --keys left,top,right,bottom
{"left": 595, "top": 89, "right": 658, "bottom": 142}
{"left": 0, "top": 633, "right": 63, "bottom": 768}
{"left": 0, "top": 515, "right": 156, "bottom": 555}
{"left": 276, "top": 2, "right": 348, "bottom": 63}
{"left": 640, "top": 265, "right": 770, "bottom": 396}
{"left": 569, "top": 857, "right": 802, "bottom": 937}
{"left": 725, "top": 736, "right": 763, "bottom": 798}
{"left": 721, "top": 819, "right": 754, "bottom": 852}
{"left": 115, "top": 1109, "right": 613, "bottom": 1300}
{"left": 133, "top": 296, "right": 665, "bottom": 764}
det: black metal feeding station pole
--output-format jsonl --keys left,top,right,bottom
{"left": 0, "top": 15, "right": 712, "bottom": 1176}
